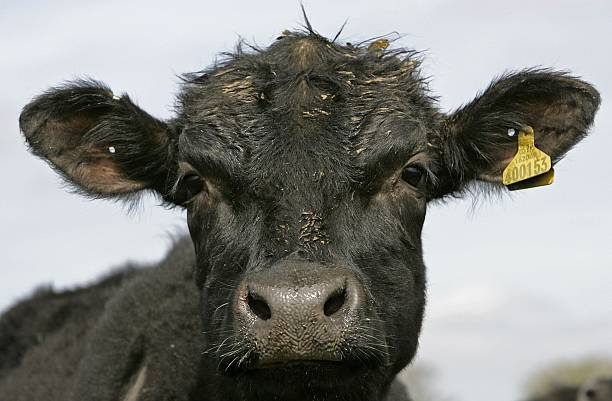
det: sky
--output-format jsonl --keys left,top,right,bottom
{"left": 1, "top": 1, "right": 611, "bottom": 401}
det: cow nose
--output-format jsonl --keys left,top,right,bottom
{"left": 234, "top": 262, "right": 367, "bottom": 366}
{"left": 245, "top": 275, "right": 351, "bottom": 322}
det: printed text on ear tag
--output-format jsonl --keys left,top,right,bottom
{"left": 502, "top": 126, "right": 554, "bottom": 190}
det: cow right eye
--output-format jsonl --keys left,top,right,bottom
{"left": 175, "top": 173, "right": 205, "bottom": 204}
{"left": 400, "top": 165, "right": 425, "bottom": 188}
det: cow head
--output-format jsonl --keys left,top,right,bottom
{"left": 19, "top": 32, "right": 599, "bottom": 401}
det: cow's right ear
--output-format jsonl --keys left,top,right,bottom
{"left": 429, "top": 70, "right": 600, "bottom": 198}
{"left": 20, "top": 80, "right": 177, "bottom": 198}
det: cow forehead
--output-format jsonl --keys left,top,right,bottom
{"left": 177, "top": 33, "right": 437, "bottom": 198}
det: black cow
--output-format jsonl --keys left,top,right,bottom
{"left": 0, "top": 28, "right": 600, "bottom": 401}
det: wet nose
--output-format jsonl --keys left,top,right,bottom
{"left": 235, "top": 261, "right": 366, "bottom": 365}
{"left": 245, "top": 274, "right": 352, "bottom": 322}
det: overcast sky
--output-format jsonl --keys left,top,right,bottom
{"left": 1, "top": 1, "right": 610, "bottom": 401}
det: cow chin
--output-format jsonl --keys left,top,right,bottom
{"left": 212, "top": 343, "right": 391, "bottom": 401}
{"left": 218, "top": 347, "right": 390, "bottom": 375}
{"left": 233, "top": 362, "right": 388, "bottom": 401}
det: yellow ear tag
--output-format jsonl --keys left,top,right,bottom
{"left": 502, "top": 126, "right": 554, "bottom": 190}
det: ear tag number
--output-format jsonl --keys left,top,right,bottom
{"left": 502, "top": 126, "right": 554, "bottom": 190}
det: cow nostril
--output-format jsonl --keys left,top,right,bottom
{"left": 246, "top": 292, "right": 271, "bottom": 321}
{"left": 586, "top": 389, "right": 597, "bottom": 399}
{"left": 323, "top": 288, "right": 346, "bottom": 317}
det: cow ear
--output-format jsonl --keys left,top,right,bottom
{"left": 433, "top": 70, "right": 600, "bottom": 197}
{"left": 20, "top": 80, "right": 177, "bottom": 198}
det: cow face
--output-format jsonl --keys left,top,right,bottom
{"left": 19, "top": 32, "right": 599, "bottom": 401}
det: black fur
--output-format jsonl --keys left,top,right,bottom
{"left": 4, "top": 29, "right": 600, "bottom": 401}
{"left": 0, "top": 267, "right": 139, "bottom": 400}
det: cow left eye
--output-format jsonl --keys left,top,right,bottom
{"left": 175, "top": 173, "right": 205, "bottom": 204}
{"left": 401, "top": 165, "right": 425, "bottom": 188}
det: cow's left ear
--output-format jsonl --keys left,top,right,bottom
{"left": 433, "top": 70, "right": 600, "bottom": 197}
{"left": 20, "top": 80, "right": 177, "bottom": 198}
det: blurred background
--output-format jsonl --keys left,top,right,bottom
{"left": 1, "top": 1, "right": 610, "bottom": 400}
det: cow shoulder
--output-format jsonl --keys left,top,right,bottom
{"left": 0, "top": 267, "right": 138, "bottom": 400}
{"left": 72, "top": 237, "right": 204, "bottom": 401}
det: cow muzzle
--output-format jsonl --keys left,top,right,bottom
{"left": 223, "top": 259, "right": 385, "bottom": 372}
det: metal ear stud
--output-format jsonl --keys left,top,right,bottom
{"left": 108, "top": 146, "right": 116, "bottom": 154}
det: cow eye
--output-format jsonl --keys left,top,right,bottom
{"left": 175, "top": 173, "right": 205, "bottom": 204}
{"left": 400, "top": 165, "right": 425, "bottom": 188}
